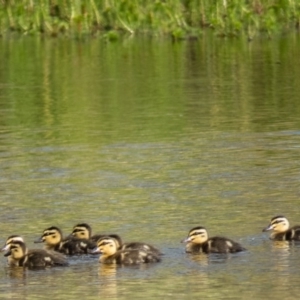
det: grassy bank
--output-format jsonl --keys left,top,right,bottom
{"left": 0, "top": 0, "right": 300, "bottom": 39}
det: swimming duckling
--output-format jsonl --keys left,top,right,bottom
{"left": 263, "top": 215, "right": 300, "bottom": 241}
{"left": 1, "top": 235, "right": 25, "bottom": 266}
{"left": 2, "top": 240, "right": 68, "bottom": 268}
{"left": 182, "top": 226, "right": 246, "bottom": 254}
{"left": 92, "top": 236, "right": 161, "bottom": 265}
{"left": 70, "top": 223, "right": 162, "bottom": 255}
{"left": 34, "top": 226, "right": 95, "bottom": 255}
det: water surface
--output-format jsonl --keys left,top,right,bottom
{"left": 1, "top": 33, "right": 300, "bottom": 299}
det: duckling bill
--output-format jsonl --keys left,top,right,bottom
{"left": 263, "top": 215, "right": 300, "bottom": 241}
{"left": 182, "top": 226, "right": 246, "bottom": 254}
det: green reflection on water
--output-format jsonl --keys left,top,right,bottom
{"left": 1, "top": 34, "right": 300, "bottom": 143}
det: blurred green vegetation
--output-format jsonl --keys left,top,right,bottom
{"left": 0, "top": 1, "right": 300, "bottom": 38}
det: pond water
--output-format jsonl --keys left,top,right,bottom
{"left": 1, "top": 33, "right": 300, "bottom": 299}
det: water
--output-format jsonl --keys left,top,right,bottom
{"left": 1, "top": 33, "right": 300, "bottom": 299}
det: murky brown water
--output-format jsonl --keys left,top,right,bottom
{"left": 1, "top": 33, "right": 300, "bottom": 299}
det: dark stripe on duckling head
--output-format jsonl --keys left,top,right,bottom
{"left": 44, "top": 226, "right": 61, "bottom": 233}
{"left": 108, "top": 234, "right": 123, "bottom": 247}
{"left": 6, "top": 235, "right": 24, "bottom": 241}
{"left": 8, "top": 241, "right": 26, "bottom": 248}
{"left": 72, "top": 223, "right": 92, "bottom": 235}
{"left": 41, "top": 227, "right": 63, "bottom": 239}
{"left": 97, "top": 237, "right": 114, "bottom": 247}
{"left": 2, "top": 235, "right": 24, "bottom": 249}
{"left": 73, "top": 223, "right": 91, "bottom": 230}
{"left": 271, "top": 216, "right": 287, "bottom": 224}
{"left": 72, "top": 228, "right": 85, "bottom": 233}
{"left": 6, "top": 240, "right": 27, "bottom": 258}
{"left": 188, "top": 226, "right": 206, "bottom": 234}
{"left": 271, "top": 215, "right": 286, "bottom": 222}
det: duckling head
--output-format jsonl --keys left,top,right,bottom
{"left": 34, "top": 226, "right": 63, "bottom": 246}
{"left": 2, "top": 241, "right": 27, "bottom": 260}
{"left": 70, "top": 223, "right": 91, "bottom": 240}
{"left": 1, "top": 235, "right": 24, "bottom": 252}
{"left": 92, "top": 237, "right": 118, "bottom": 257}
{"left": 182, "top": 226, "right": 209, "bottom": 244}
{"left": 263, "top": 216, "right": 289, "bottom": 233}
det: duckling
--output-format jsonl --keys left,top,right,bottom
{"left": 1, "top": 235, "right": 25, "bottom": 266}
{"left": 70, "top": 223, "right": 162, "bottom": 256}
{"left": 182, "top": 226, "right": 246, "bottom": 254}
{"left": 34, "top": 226, "right": 95, "bottom": 255}
{"left": 263, "top": 215, "right": 300, "bottom": 241}
{"left": 2, "top": 240, "right": 68, "bottom": 268}
{"left": 92, "top": 236, "right": 161, "bottom": 265}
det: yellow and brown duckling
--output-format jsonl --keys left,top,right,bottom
{"left": 35, "top": 226, "right": 95, "bottom": 255}
{"left": 1, "top": 235, "right": 25, "bottom": 266}
{"left": 2, "top": 240, "right": 68, "bottom": 268}
{"left": 92, "top": 236, "right": 161, "bottom": 265}
{"left": 263, "top": 215, "right": 300, "bottom": 241}
{"left": 182, "top": 226, "right": 246, "bottom": 254}
{"left": 71, "top": 223, "right": 162, "bottom": 256}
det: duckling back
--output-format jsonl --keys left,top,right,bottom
{"left": 109, "top": 233, "right": 162, "bottom": 256}
{"left": 24, "top": 250, "right": 68, "bottom": 268}
{"left": 108, "top": 249, "right": 161, "bottom": 265}
{"left": 203, "top": 237, "right": 246, "bottom": 254}
{"left": 121, "top": 242, "right": 163, "bottom": 256}
{"left": 282, "top": 226, "right": 300, "bottom": 240}
{"left": 60, "top": 238, "right": 95, "bottom": 255}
